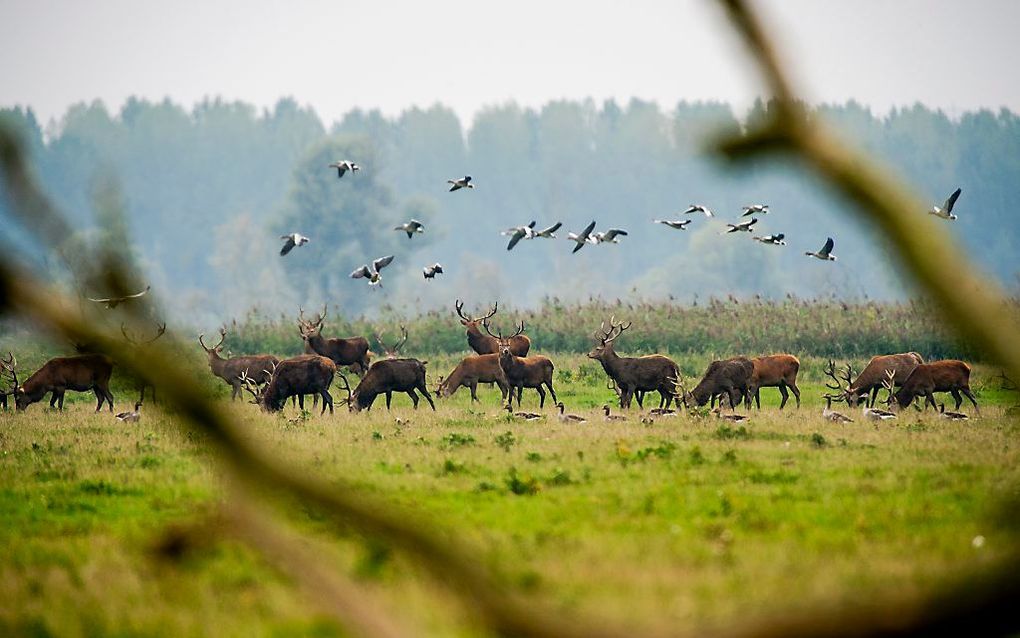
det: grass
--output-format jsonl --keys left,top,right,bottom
{"left": 0, "top": 352, "right": 1018, "bottom": 636}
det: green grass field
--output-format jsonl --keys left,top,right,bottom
{"left": 1, "top": 352, "right": 1018, "bottom": 637}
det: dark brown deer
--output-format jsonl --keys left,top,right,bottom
{"left": 436, "top": 354, "right": 509, "bottom": 402}
{"left": 373, "top": 326, "right": 408, "bottom": 359}
{"left": 687, "top": 357, "right": 754, "bottom": 410}
{"left": 747, "top": 354, "right": 801, "bottom": 409}
{"left": 12, "top": 353, "right": 115, "bottom": 412}
{"left": 121, "top": 321, "right": 166, "bottom": 404}
{"left": 298, "top": 306, "right": 372, "bottom": 376}
{"left": 337, "top": 358, "right": 435, "bottom": 412}
{"left": 825, "top": 352, "right": 924, "bottom": 407}
{"left": 199, "top": 328, "right": 279, "bottom": 401}
{"left": 587, "top": 317, "right": 679, "bottom": 409}
{"left": 890, "top": 360, "right": 978, "bottom": 413}
{"left": 251, "top": 354, "right": 337, "bottom": 414}
{"left": 455, "top": 300, "right": 530, "bottom": 356}
{"left": 484, "top": 322, "right": 556, "bottom": 408}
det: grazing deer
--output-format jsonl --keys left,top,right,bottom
{"left": 587, "top": 317, "right": 679, "bottom": 410}
{"left": 337, "top": 358, "right": 435, "bottom": 412}
{"left": 688, "top": 357, "right": 754, "bottom": 410}
{"left": 10, "top": 353, "right": 115, "bottom": 412}
{"left": 824, "top": 353, "right": 924, "bottom": 407}
{"left": 374, "top": 326, "right": 408, "bottom": 359}
{"left": 484, "top": 322, "right": 556, "bottom": 409}
{"left": 121, "top": 321, "right": 166, "bottom": 404}
{"left": 437, "top": 354, "right": 510, "bottom": 403}
{"left": 889, "top": 360, "right": 978, "bottom": 413}
{"left": 455, "top": 300, "right": 530, "bottom": 356}
{"left": 242, "top": 354, "right": 336, "bottom": 414}
{"left": 298, "top": 306, "right": 372, "bottom": 376}
{"left": 199, "top": 328, "right": 279, "bottom": 401}
{"left": 747, "top": 355, "right": 801, "bottom": 409}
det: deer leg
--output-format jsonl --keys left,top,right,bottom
{"left": 469, "top": 381, "right": 479, "bottom": 403}
{"left": 961, "top": 387, "right": 980, "bottom": 414}
{"left": 297, "top": 394, "right": 305, "bottom": 410}
{"left": 925, "top": 392, "right": 938, "bottom": 411}
{"left": 94, "top": 388, "right": 104, "bottom": 411}
{"left": 516, "top": 386, "right": 523, "bottom": 408}
{"left": 546, "top": 380, "right": 557, "bottom": 406}
{"left": 729, "top": 389, "right": 741, "bottom": 412}
{"left": 49, "top": 391, "right": 59, "bottom": 409}
{"left": 790, "top": 381, "right": 801, "bottom": 408}
{"left": 407, "top": 389, "right": 419, "bottom": 409}
{"left": 321, "top": 389, "right": 333, "bottom": 415}
{"left": 231, "top": 381, "right": 241, "bottom": 402}
{"left": 950, "top": 389, "right": 963, "bottom": 411}
{"left": 778, "top": 384, "right": 789, "bottom": 410}
{"left": 313, "top": 394, "right": 319, "bottom": 408}
{"left": 386, "top": 392, "right": 393, "bottom": 409}
{"left": 536, "top": 385, "right": 546, "bottom": 408}
{"left": 419, "top": 384, "right": 436, "bottom": 411}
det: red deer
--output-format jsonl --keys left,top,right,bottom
{"left": 243, "top": 354, "right": 337, "bottom": 414}
{"left": 298, "top": 306, "right": 372, "bottom": 376}
{"left": 437, "top": 354, "right": 509, "bottom": 403}
{"left": 121, "top": 321, "right": 166, "bottom": 404}
{"left": 890, "top": 360, "right": 979, "bottom": 413}
{"left": 199, "top": 328, "right": 279, "bottom": 401}
{"left": 12, "top": 353, "right": 115, "bottom": 412}
{"left": 484, "top": 322, "right": 556, "bottom": 408}
{"left": 587, "top": 317, "right": 679, "bottom": 409}
{"left": 687, "top": 357, "right": 754, "bottom": 410}
{"left": 337, "top": 358, "right": 435, "bottom": 412}
{"left": 455, "top": 300, "right": 530, "bottom": 356}
{"left": 747, "top": 354, "right": 801, "bottom": 409}
{"left": 825, "top": 353, "right": 923, "bottom": 407}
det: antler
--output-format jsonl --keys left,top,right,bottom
{"left": 334, "top": 371, "right": 353, "bottom": 405}
{"left": 198, "top": 328, "right": 226, "bottom": 353}
{"left": 454, "top": 299, "right": 468, "bottom": 321}
{"left": 995, "top": 370, "right": 1018, "bottom": 391}
{"left": 481, "top": 302, "right": 498, "bottom": 322}
{"left": 669, "top": 373, "right": 689, "bottom": 408}
{"left": 238, "top": 368, "right": 266, "bottom": 404}
{"left": 393, "top": 326, "right": 408, "bottom": 354}
{"left": 823, "top": 360, "right": 844, "bottom": 391}
{"left": 508, "top": 321, "right": 525, "bottom": 339}
{"left": 121, "top": 321, "right": 167, "bottom": 346}
{"left": 603, "top": 316, "right": 632, "bottom": 344}
{"left": 481, "top": 319, "right": 501, "bottom": 339}
{"left": 455, "top": 300, "right": 498, "bottom": 323}
{"left": 1, "top": 352, "right": 19, "bottom": 390}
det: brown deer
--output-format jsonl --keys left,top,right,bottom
{"left": 825, "top": 352, "right": 924, "bottom": 407}
{"left": 688, "top": 357, "right": 754, "bottom": 410}
{"left": 484, "top": 322, "right": 556, "bottom": 408}
{"left": 337, "top": 358, "right": 435, "bottom": 412}
{"left": 298, "top": 306, "right": 372, "bottom": 376}
{"left": 244, "top": 354, "right": 337, "bottom": 414}
{"left": 199, "top": 328, "right": 279, "bottom": 401}
{"left": 890, "top": 360, "right": 979, "bottom": 413}
{"left": 747, "top": 354, "right": 801, "bottom": 409}
{"left": 455, "top": 300, "right": 530, "bottom": 356}
{"left": 587, "top": 317, "right": 679, "bottom": 409}
{"left": 436, "top": 354, "right": 510, "bottom": 402}
{"left": 373, "top": 326, "right": 408, "bottom": 359}
{"left": 11, "top": 353, "right": 115, "bottom": 412}
{"left": 121, "top": 321, "right": 166, "bottom": 404}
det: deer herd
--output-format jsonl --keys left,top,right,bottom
{"left": 0, "top": 300, "right": 982, "bottom": 423}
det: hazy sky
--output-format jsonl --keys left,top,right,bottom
{"left": 2, "top": 0, "right": 1018, "bottom": 127}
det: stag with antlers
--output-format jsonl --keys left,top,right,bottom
{"left": 336, "top": 358, "right": 435, "bottom": 412}
{"left": 455, "top": 300, "right": 530, "bottom": 356}
{"left": 484, "top": 321, "right": 556, "bottom": 409}
{"left": 587, "top": 317, "right": 680, "bottom": 410}
{"left": 888, "top": 359, "right": 979, "bottom": 414}
{"left": 823, "top": 353, "right": 923, "bottom": 407}
{"left": 198, "top": 328, "right": 279, "bottom": 401}
{"left": 7, "top": 353, "right": 115, "bottom": 412}
{"left": 241, "top": 354, "right": 336, "bottom": 414}
{"left": 298, "top": 306, "right": 372, "bottom": 376}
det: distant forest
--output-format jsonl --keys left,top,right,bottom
{"left": 1, "top": 97, "right": 1017, "bottom": 324}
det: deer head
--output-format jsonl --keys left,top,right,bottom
{"left": 198, "top": 328, "right": 227, "bottom": 358}
{"left": 823, "top": 360, "right": 862, "bottom": 406}
{"left": 588, "top": 316, "right": 631, "bottom": 360}
{"left": 238, "top": 368, "right": 269, "bottom": 406}
{"left": 334, "top": 371, "right": 356, "bottom": 412}
{"left": 374, "top": 326, "right": 408, "bottom": 358}
{"left": 669, "top": 373, "right": 691, "bottom": 409}
{"left": 455, "top": 300, "right": 497, "bottom": 333}
{"left": 483, "top": 320, "right": 525, "bottom": 359}
{"left": 297, "top": 305, "right": 327, "bottom": 340}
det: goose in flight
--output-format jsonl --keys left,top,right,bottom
{"left": 754, "top": 233, "right": 786, "bottom": 245}
{"left": 395, "top": 219, "right": 425, "bottom": 238}
{"left": 683, "top": 204, "right": 714, "bottom": 218}
{"left": 805, "top": 237, "right": 837, "bottom": 261}
{"left": 502, "top": 221, "right": 537, "bottom": 250}
{"left": 328, "top": 160, "right": 359, "bottom": 178}
{"left": 280, "top": 233, "right": 310, "bottom": 256}
{"left": 928, "top": 187, "right": 961, "bottom": 220}
{"left": 447, "top": 175, "right": 474, "bottom": 192}
{"left": 654, "top": 219, "right": 692, "bottom": 230}
{"left": 423, "top": 263, "right": 444, "bottom": 280}
{"left": 722, "top": 218, "right": 757, "bottom": 234}
{"left": 590, "top": 228, "right": 628, "bottom": 244}
{"left": 533, "top": 222, "right": 562, "bottom": 239}
{"left": 350, "top": 255, "right": 395, "bottom": 287}
{"left": 742, "top": 204, "right": 769, "bottom": 216}
{"left": 87, "top": 285, "right": 151, "bottom": 308}
{"left": 566, "top": 221, "right": 597, "bottom": 253}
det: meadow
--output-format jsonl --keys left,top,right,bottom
{"left": 1, "top": 341, "right": 1018, "bottom": 637}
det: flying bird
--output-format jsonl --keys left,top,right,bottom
{"left": 805, "top": 237, "right": 837, "bottom": 261}
{"left": 928, "top": 187, "right": 962, "bottom": 220}
{"left": 328, "top": 160, "right": 359, "bottom": 178}
{"left": 423, "top": 263, "right": 444, "bottom": 279}
{"left": 87, "top": 285, "right": 151, "bottom": 308}
{"left": 683, "top": 204, "right": 714, "bottom": 218}
{"left": 502, "top": 221, "right": 537, "bottom": 250}
{"left": 722, "top": 218, "right": 758, "bottom": 234}
{"left": 350, "top": 255, "right": 395, "bottom": 287}
{"left": 279, "top": 233, "right": 310, "bottom": 256}
{"left": 741, "top": 204, "right": 769, "bottom": 216}
{"left": 590, "top": 229, "right": 629, "bottom": 244}
{"left": 533, "top": 222, "right": 562, "bottom": 238}
{"left": 447, "top": 175, "right": 474, "bottom": 192}
{"left": 654, "top": 219, "right": 692, "bottom": 230}
{"left": 394, "top": 219, "right": 425, "bottom": 238}
{"left": 754, "top": 233, "right": 786, "bottom": 245}
{"left": 566, "top": 221, "right": 597, "bottom": 253}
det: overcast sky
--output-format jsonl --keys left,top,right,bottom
{"left": 2, "top": 0, "right": 1018, "bottom": 127}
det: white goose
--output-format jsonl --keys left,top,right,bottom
{"left": 683, "top": 204, "right": 714, "bottom": 218}
{"left": 422, "top": 263, "right": 443, "bottom": 279}
{"left": 805, "top": 237, "right": 837, "bottom": 261}
{"left": 502, "top": 221, "right": 537, "bottom": 250}
{"left": 328, "top": 160, "right": 359, "bottom": 178}
{"left": 722, "top": 218, "right": 757, "bottom": 234}
{"left": 394, "top": 219, "right": 425, "bottom": 238}
{"left": 589, "top": 229, "right": 628, "bottom": 245}
{"left": 534, "top": 222, "right": 562, "bottom": 239}
{"left": 350, "top": 255, "right": 395, "bottom": 287}
{"left": 741, "top": 204, "right": 769, "bottom": 216}
{"left": 447, "top": 175, "right": 474, "bottom": 192}
{"left": 822, "top": 396, "right": 853, "bottom": 423}
{"left": 754, "top": 233, "right": 786, "bottom": 246}
{"left": 654, "top": 219, "right": 692, "bottom": 230}
{"left": 566, "top": 221, "right": 597, "bottom": 254}
{"left": 928, "top": 188, "right": 961, "bottom": 221}
{"left": 279, "top": 234, "right": 310, "bottom": 256}
{"left": 556, "top": 402, "right": 587, "bottom": 423}
{"left": 116, "top": 401, "right": 142, "bottom": 423}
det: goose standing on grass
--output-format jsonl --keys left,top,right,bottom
{"left": 723, "top": 218, "right": 757, "bottom": 234}
{"left": 447, "top": 175, "right": 474, "bottom": 192}
{"left": 928, "top": 187, "right": 962, "bottom": 220}
{"left": 556, "top": 402, "right": 587, "bottom": 423}
{"left": 422, "top": 263, "right": 443, "bottom": 280}
{"left": 116, "top": 401, "right": 142, "bottom": 423}
{"left": 350, "top": 255, "right": 395, "bottom": 287}
{"left": 822, "top": 396, "right": 853, "bottom": 423}
{"left": 328, "top": 160, "right": 359, "bottom": 178}
{"left": 279, "top": 233, "right": 310, "bottom": 256}
{"left": 87, "top": 285, "right": 151, "bottom": 309}
{"left": 805, "top": 237, "right": 837, "bottom": 261}
{"left": 683, "top": 204, "right": 714, "bottom": 218}
{"left": 754, "top": 233, "right": 786, "bottom": 246}
{"left": 602, "top": 405, "right": 627, "bottom": 421}
{"left": 533, "top": 222, "right": 562, "bottom": 239}
{"left": 938, "top": 403, "right": 970, "bottom": 421}
{"left": 567, "top": 221, "right": 597, "bottom": 254}
{"left": 502, "top": 221, "right": 537, "bottom": 250}
{"left": 394, "top": 219, "right": 425, "bottom": 239}
{"left": 654, "top": 219, "right": 692, "bottom": 231}
{"left": 590, "top": 228, "right": 628, "bottom": 245}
